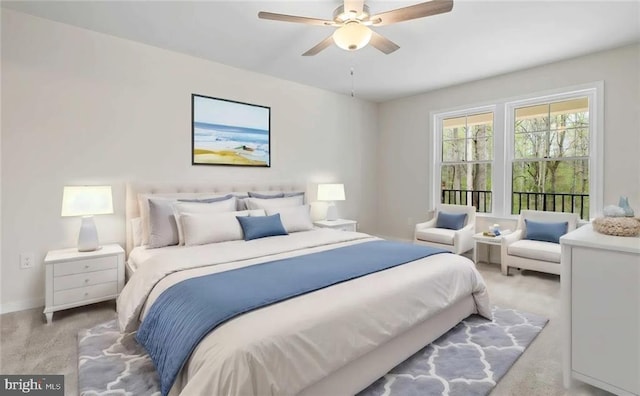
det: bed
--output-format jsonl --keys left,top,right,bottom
{"left": 118, "top": 182, "right": 490, "bottom": 396}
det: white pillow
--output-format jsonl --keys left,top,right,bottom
{"left": 266, "top": 205, "right": 313, "bottom": 233}
{"left": 246, "top": 195, "right": 304, "bottom": 210}
{"left": 181, "top": 210, "right": 249, "bottom": 246}
{"left": 131, "top": 217, "right": 142, "bottom": 247}
{"left": 172, "top": 198, "right": 239, "bottom": 245}
{"left": 234, "top": 194, "right": 250, "bottom": 211}
{"left": 247, "top": 209, "right": 267, "bottom": 217}
{"left": 148, "top": 198, "right": 182, "bottom": 248}
{"left": 138, "top": 193, "right": 234, "bottom": 245}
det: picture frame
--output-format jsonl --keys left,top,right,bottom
{"left": 192, "top": 94, "right": 271, "bottom": 167}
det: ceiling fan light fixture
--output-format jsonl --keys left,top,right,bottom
{"left": 259, "top": 0, "right": 454, "bottom": 56}
{"left": 332, "top": 22, "right": 372, "bottom": 51}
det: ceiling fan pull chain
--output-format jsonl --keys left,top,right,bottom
{"left": 350, "top": 67, "right": 355, "bottom": 98}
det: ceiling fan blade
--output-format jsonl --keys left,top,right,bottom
{"left": 369, "top": 31, "right": 400, "bottom": 54}
{"left": 343, "top": 0, "right": 365, "bottom": 14}
{"left": 258, "top": 11, "right": 334, "bottom": 26}
{"left": 370, "top": 0, "right": 454, "bottom": 26}
{"left": 302, "top": 35, "right": 335, "bottom": 56}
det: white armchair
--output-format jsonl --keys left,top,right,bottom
{"left": 414, "top": 204, "right": 476, "bottom": 254}
{"left": 501, "top": 210, "right": 579, "bottom": 276}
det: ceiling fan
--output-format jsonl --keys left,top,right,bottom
{"left": 258, "top": 0, "right": 453, "bottom": 56}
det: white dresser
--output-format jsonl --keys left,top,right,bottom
{"left": 43, "top": 244, "right": 125, "bottom": 324}
{"left": 560, "top": 224, "right": 640, "bottom": 396}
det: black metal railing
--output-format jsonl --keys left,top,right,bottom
{"left": 441, "top": 189, "right": 492, "bottom": 213}
{"left": 512, "top": 191, "right": 589, "bottom": 220}
{"left": 441, "top": 189, "right": 590, "bottom": 219}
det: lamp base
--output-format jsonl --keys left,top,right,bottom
{"left": 326, "top": 203, "right": 339, "bottom": 221}
{"left": 78, "top": 216, "right": 100, "bottom": 252}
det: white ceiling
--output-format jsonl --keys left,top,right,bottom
{"left": 3, "top": 1, "right": 639, "bottom": 102}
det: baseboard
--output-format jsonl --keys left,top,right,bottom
{"left": 0, "top": 297, "right": 44, "bottom": 315}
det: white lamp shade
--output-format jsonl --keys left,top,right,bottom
{"left": 61, "top": 186, "right": 114, "bottom": 217}
{"left": 332, "top": 23, "right": 372, "bottom": 51}
{"left": 317, "top": 184, "right": 346, "bottom": 201}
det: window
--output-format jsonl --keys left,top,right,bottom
{"left": 511, "top": 98, "right": 590, "bottom": 219}
{"left": 439, "top": 111, "right": 494, "bottom": 213}
{"left": 433, "top": 83, "right": 602, "bottom": 220}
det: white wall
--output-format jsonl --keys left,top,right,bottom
{"left": 377, "top": 44, "right": 640, "bottom": 240}
{"left": 0, "top": 10, "right": 379, "bottom": 312}
{"left": 3, "top": 9, "right": 638, "bottom": 313}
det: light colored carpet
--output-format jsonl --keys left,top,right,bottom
{"left": 1, "top": 263, "right": 614, "bottom": 396}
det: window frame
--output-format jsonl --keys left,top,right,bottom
{"left": 433, "top": 104, "right": 498, "bottom": 214}
{"left": 431, "top": 82, "right": 603, "bottom": 220}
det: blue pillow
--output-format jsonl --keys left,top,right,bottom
{"left": 524, "top": 219, "right": 568, "bottom": 244}
{"left": 436, "top": 212, "right": 467, "bottom": 230}
{"left": 237, "top": 214, "right": 288, "bottom": 241}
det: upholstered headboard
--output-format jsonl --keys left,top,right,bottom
{"left": 125, "top": 181, "right": 307, "bottom": 255}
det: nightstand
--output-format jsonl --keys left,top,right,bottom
{"left": 313, "top": 219, "right": 357, "bottom": 232}
{"left": 43, "top": 244, "right": 125, "bottom": 324}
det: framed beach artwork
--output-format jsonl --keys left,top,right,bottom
{"left": 192, "top": 94, "right": 270, "bottom": 167}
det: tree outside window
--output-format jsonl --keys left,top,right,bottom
{"left": 512, "top": 97, "right": 590, "bottom": 219}
{"left": 440, "top": 112, "right": 493, "bottom": 212}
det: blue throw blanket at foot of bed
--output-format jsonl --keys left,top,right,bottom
{"left": 136, "top": 240, "right": 449, "bottom": 396}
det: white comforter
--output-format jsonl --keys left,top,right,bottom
{"left": 117, "top": 229, "right": 490, "bottom": 395}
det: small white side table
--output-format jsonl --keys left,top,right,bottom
{"left": 313, "top": 219, "right": 357, "bottom": 232}
{"left": 43, "top": 244, "right": 125, "bottom": 324}
{"left": 472, "top": 233, "right": 503, "bottom": 264}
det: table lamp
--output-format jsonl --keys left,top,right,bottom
{"left": 317, "top": 183, "right": 345, "bottom": 221}
{"left": 61, "top": 186, "right": 113, "bottom": 252}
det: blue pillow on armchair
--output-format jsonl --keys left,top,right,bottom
{"left": 524, "top": 219, "right": 568, "bottom": 244}
{"left": 436, "top": 212, "right": 467, "bottom": 230}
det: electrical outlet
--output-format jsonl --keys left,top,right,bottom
{"left": 407, "top": 217, "right": 414, "bottom": 226}
{"left": 20, "top": 253, "right": 35, "bottom": 269}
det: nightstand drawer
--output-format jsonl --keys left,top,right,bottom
{"left": 53, "top": 282, "right": 118, "bottom": 306}
{"left": 53, "top": 256, "right": 117, "bottom": 277}
{"left": 54, "top": 269, "right": 118, "bottom": 291}
{"left": 336, "top": 225, "right": 356, "bottom": 232}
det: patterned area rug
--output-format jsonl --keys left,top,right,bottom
{"left": 78, "top": 306, "right": 547, "bottom": 396}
